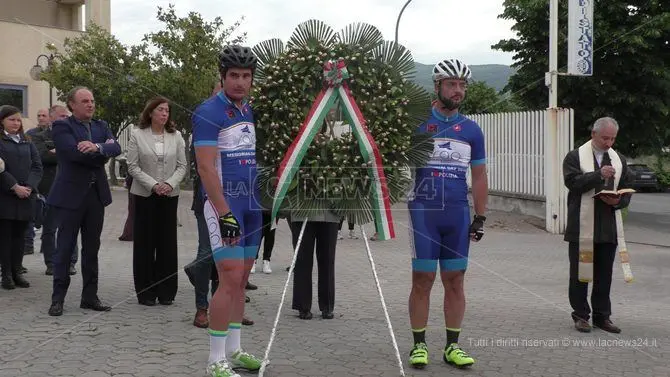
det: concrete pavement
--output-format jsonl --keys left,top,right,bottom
{"left": 0, "top": 189, "right": 668, "bottom": 377}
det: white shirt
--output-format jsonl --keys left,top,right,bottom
{"left": 4, "top": 130, "right": 20, "bottom": 143}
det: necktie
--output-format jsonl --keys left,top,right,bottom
{"left": 85, "top": 123, "right": 92, "bottom": 140}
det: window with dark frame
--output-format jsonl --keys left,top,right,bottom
{"left": 0, "top": 84, "right": 28, "bottom": 116}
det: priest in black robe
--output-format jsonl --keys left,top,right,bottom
{"left": 562, "top": 117, "right": 634, "bottom": 334}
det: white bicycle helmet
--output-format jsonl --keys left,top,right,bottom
{"left": 432, "top": 58, "right": 472, "bottom": 82}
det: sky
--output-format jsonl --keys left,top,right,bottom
{"left": 110, "top": 0, "right": 517, "bottom": 67}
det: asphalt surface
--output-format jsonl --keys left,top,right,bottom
{"left": 625, "top": 193, "right": 670, "bottom": 247}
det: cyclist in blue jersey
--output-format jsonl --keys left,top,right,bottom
{"left": 407, "top": 58, "right": 489, "bottom": 369}
{"left": 192, "top": 45, "right": 262, "bottom": 377}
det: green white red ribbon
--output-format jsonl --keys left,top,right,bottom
{"left": 271, "top": 59, "right": 395, "bottom": 240}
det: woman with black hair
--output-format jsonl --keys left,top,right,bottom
{"left": 0, "top": 105, "right": 42, "bottom": 289}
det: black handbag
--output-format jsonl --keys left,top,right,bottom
{"left": 33, "top": 193, "right": 47, "bottom": 229}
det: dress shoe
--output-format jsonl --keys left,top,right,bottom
{"left": 158, "top": 299, "right": 173, "bottom": 306}
{"left": 245, "top": 295, "right": 251, "bottom": 303}
{"left": 298, "top": 311, "right": 313, "bottom": 320}
{"left": 13, "top": 275, "right": 30, "bottom": 288}
{"left": 45, "top": 266, "right": 53, "bottom": 275}
{"left": 242, "top": 316, "right": 254, "bottom": 326}
{"left": 80, "top": 299, "right": 111, "bottom": 312}
{"left": 1, "top": 276, "right": 15, "bottom": 290}
{"left": 138, "top": 299, "right": 156, "bottom": 306}
{"left": 49, "top": 301, "right": 63, "bottom": 316}
{"left": 193, "top": 308, "right": 209, "bottom": 328}
{"left": 574, "top": 319, "right": 592, "bottom": 333}
{"left": 594, "top": 319, "right": 621, "bottom": 334}
{"left": 69, "top": 265, "right": 77, "bottom": 275}
{"left": 245, "top": 282, "right": 257, "bottom": 290}
{"left": 322, "top": 311, "right": 334, "bottom": 320}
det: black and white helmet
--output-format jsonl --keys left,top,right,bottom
{"left": 432, "top": 58, "right": 472, "bottom": 82}
{"left": 218, "top": 45, "right": 257, "bottom": 73}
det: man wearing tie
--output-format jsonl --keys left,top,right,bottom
{"left": 47, "top": 86, "right": 121, "bottom": 316}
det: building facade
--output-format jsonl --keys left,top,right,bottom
{"left": 0, "top": 0, "right": 110, "bottom": 129}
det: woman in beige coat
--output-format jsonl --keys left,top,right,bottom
{"left": 127, "top": 96, "right": 187, "bottom": 306}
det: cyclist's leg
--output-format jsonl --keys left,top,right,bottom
{"left": 439, "top": 205, "right": 474, "bottom": 367}
{"left": 204, "top": 198, "right": 245, "bottom": 375}
{"left": 408, "top": 201, "right": 440, "bottom": 368}
{"left": 226, "top": 197, "right": 262, "bottom": 371}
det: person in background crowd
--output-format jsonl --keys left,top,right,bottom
{"left": 337, "top": 216, "right": 358, "bottom": 240}
{"left": 47, "top": 86, "right": 121, "bottom": 316}
{"left": 127, "top": 96, "right": 187, "bottom": 306}
{"left": 23, "top": 108, "right": 50, "bottom": 255}
{"left": 118, "top": 173, "right": 135, "bottom": 241}
{"left": 0, "top": 105, "right": 43, "bottom": 289}
{"left": 31, "top": 105, "right": 79, "bottom": 276}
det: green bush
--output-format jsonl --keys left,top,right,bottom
{"left": 656, "top": 170, "right": 670, "bottom": 190}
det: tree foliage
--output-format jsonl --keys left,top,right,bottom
{"left": 460, "top": 81, "right": 520, "bottom": 115}
{"left": 41, "top": 4, "right": 245, "bottom": 140}
{"left": 493, "top": 0, "right": 670, "bottom": 156}
{"left": 41, "top": 24, "right": 148, "bottom": 136}
{"left": 137, "top": 5, "right": 246, "bottom": 134}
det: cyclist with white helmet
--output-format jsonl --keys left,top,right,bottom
{"left": 407, "top": 58, "right": 489, "bottom": 369}
{"left": 192, "top": 45, "right": 263, "bottom": 377}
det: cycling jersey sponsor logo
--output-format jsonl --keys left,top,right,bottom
{"left": 453, "top": 124, "right": 462, "bottom": 132}
{"left": 227, "top": 110, "right": 235, "bottom": 119}
{"left": 430, "top": 138, "right": 470, "bottom": 166}
{"left": 427, "top": 124, "right": 437, "bottom": 132}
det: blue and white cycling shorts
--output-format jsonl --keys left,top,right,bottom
{"left": 203, "top": 194, "right": 262, "bottom": 262}
{"left": 408, "top": 200, "right": 470, "bottom": 272}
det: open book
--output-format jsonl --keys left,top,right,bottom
{"left": 593, "top": 188, "right": 636, "bottom": 198}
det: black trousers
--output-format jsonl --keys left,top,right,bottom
{"left": 133, "top": 194, "right": 179, "bottom": 302}
{"left": 52, "top": 187, "right": 105, "bottom": 303}
{"left": 568, "top": 242, "right": 617, "bottom": 323}
{"left": 291, "top": 221, "right": 338, "bottom": 313}
{"left": 257, "top": 211, "right": 278, "bottom": 261}
{"left": 338, "top": 218, "right": 355, "bottom": 231}
{"left": 0, "top": 219, "right": 28, "bottom": 278}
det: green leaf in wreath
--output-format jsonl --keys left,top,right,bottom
{"left": 337, "top": 22, "right": 384, "bottom": 54}
{"left": 287, "top": 19, "right": 337, "bottom": 50}
{"left": 371, "top": 41, "right": 416, "bottom": 82}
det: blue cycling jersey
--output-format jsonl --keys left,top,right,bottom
{"left": 409, "top": 108, "right": 487, "bottom": 272}
{"left": 192, "top": 92, "right": 257, "bottom": 196}
{"left": 192, "top": 92, "right": 261, "bottom": 261}
{"left": 411, "top": 107, "right": 486, "bottom": 205}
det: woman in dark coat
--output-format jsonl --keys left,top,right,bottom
{"left": 0, "top": 105, "right": 42, "bottom": 289}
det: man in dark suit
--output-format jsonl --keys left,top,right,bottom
{"left": 47, "top": 86, "right": 121, "bottom": 316}
{"left": 31, "top": 105, "right": 79, "bottom": 276}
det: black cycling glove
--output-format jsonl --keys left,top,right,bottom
{"left": 469, "top": 214, "right": 486, "bottom": 241}
{"left": 219, "top": 212, "right": 241, "bottom": 238}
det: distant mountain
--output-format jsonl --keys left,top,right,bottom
{"left": 411, "top": 63, "right": 516, "bottom": 93}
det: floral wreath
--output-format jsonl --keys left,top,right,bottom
{"left": 251, "top": 19, "right": 433, "bottom": 227}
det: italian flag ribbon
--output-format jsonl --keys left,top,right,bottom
{"left": 270, "top": 59, "right": 395, "bottom": 240}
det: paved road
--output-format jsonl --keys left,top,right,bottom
{"left": 625, "top": 193, "right": 670, "bottom": 247}
{"left": 0, "top": 189, "right": 668, "bottom": 377}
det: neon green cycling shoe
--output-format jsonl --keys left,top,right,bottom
{"left": 206, "top": 360, "right": 240, "bottom": 377}
{"left": 228, "top": 349, "right": 262, "bottom": 371}
{"left": 409, "top": 342, "right": 429, "bottom": 369}
{"left": 443, "top": 343, "right": 475, "bottom": 368}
